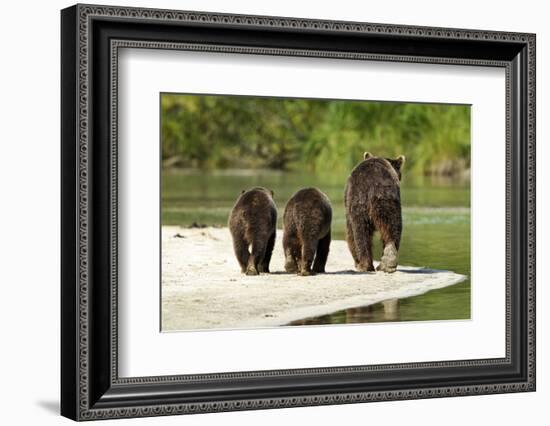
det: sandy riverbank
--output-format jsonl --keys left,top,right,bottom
{"left": 161, "top": 226, "right": 467, "bottom": 331}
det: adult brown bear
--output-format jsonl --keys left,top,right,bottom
{"left": 344, "top": 152, "right": 405, "bottom": 273}
{"left": 228, "top": 187, "right": 277, "bottom": 275}
{"left": 283, "top": 187, "right": 332, "bottom": 276}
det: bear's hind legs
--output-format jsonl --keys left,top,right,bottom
{"left": 284, "top": 253, "right": 298, "bottom": 273}
{"left": 246, "top": 239, "right": 267, "bottom": 276}
{"left": 345, "top": 216, "right": 360, "bottom": 269}
{"left": 283, "top": 232, "right": 299, "bottom": 273}
{"left": 351, "top": 219, "right": 375, "bottom": 272}
{"left": 245, "top": 262, "right": 259, "bottom": 276}
{"left": 232, "top": 236, "right": 250, "bottom": 274}
{"left": 299, "top": 240, "right": 317, "bottom": 276}
{"left": 376, "top": 242, "right": 398, "bottom": 273}
{"left": 259, "top": 231, "right": 276, "bottom": 273}
{"left": 312, "top": 231, "right": 331, "bottom": 273}
{"left": 377, "top": 225, "right": 400, "bottom": 273}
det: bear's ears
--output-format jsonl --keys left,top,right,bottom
{"left": 363, "top": 152, "right": 374, "bottom": 160}
{"left": 395, "top": 155, "right": 406, "bottom": 167}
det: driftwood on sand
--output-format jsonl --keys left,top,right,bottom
{"left": 161, "top": 227, "right": 467, "bottom": 331}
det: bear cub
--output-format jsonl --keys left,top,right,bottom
{"left": 228, "top": 187, "right": 277, "bottom": 275}
{"left": 283, "top": 187, "right": 332, "bottom": 276}
{"left": 344, "top": 152, "right": 405, "bottom": 273}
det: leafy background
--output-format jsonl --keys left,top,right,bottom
{"left": 161, "top": 94, "right": 470, "bottom": 176}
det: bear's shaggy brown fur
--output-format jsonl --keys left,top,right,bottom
{"left": 228, "top": 187, "right": 277, "bottom": 275}
{"left": 283, "top": 187, "right": 332, "bottom": 276}
{"left": 344, "top": 152, "right": 405, "bottom": 273}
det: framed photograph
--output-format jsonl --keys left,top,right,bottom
{"left": 61, "top": 3, "right": 536, "bottom": 421}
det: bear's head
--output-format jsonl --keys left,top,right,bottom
{"left": 363, "top": 152, "right": 406, "bottom": 181}
{"left": 241, "top": 187, "right": 275, "bottom": 198}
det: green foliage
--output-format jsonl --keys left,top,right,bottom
{"left": 161, "top": 94, "right": 470, "bottom": 176}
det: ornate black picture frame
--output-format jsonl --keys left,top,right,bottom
{"left": 61, "top": 3, "right": 536, "bottom": 421}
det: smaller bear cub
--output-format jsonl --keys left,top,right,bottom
{"left": 283, "top": 187, "right": 332, "bottom": 276}
{"left": 228, "top": 187, "right": 277, "bottom": 275}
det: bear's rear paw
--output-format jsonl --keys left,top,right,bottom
{"left": 376, "top": 263, "right": 397, "bottom": 273}
{"left": 312, "top": 265, "right": 325, "bottom": 273}
{"left": 377, "top": 243, "right": 398, "bottom": 273}
{"left": 246, "top": 266, "right": 259, "bottom": 276}
{"left": 258, "top": 264, "right": 269, "bottom": 273}
{"left": 284, "top": 260, "right": 298, "bottom": 273}
{"left": 356, "top": 263, "right": 375, "bottom": 273}
{"left": 299, "top": 269, "right": 316, "bottom": 276}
